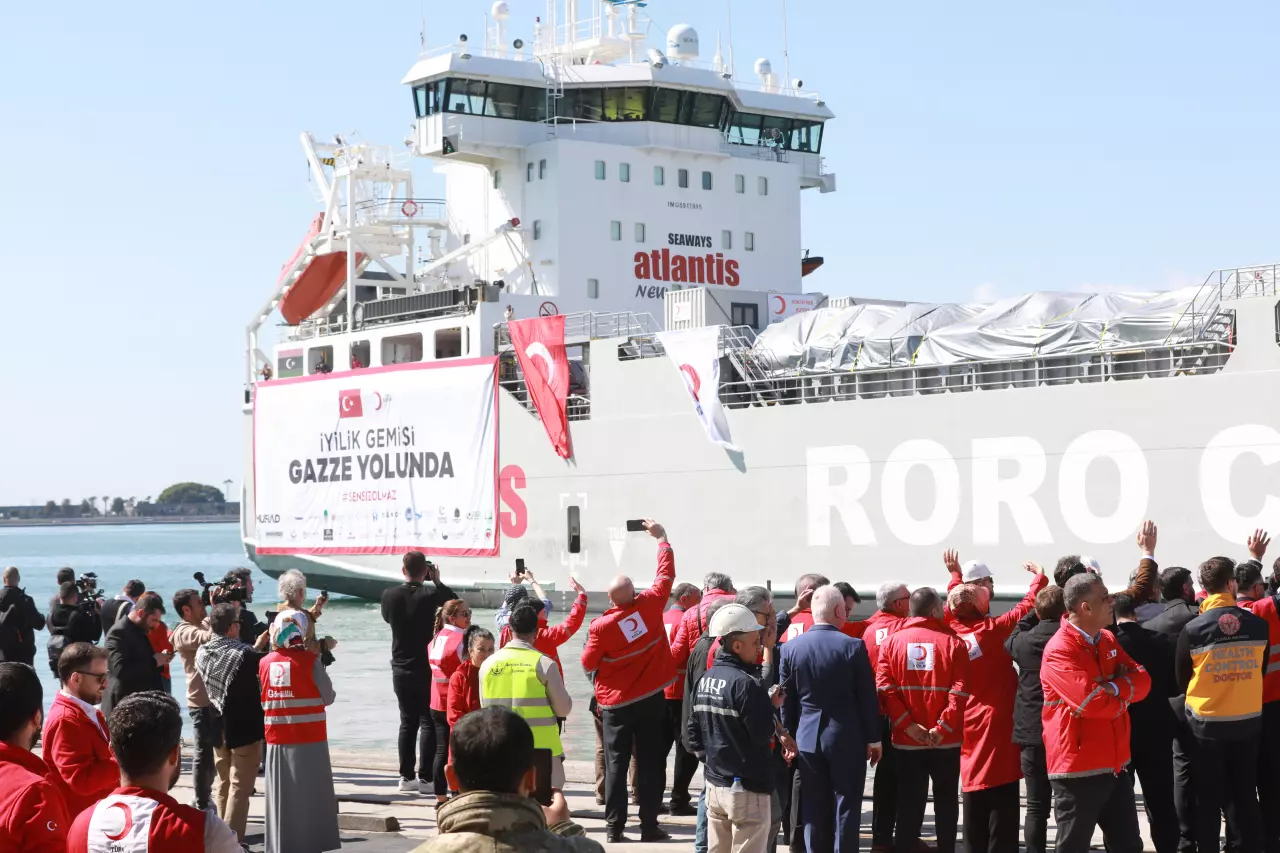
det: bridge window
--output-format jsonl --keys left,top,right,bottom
{"left": 435, "top": 328, "right": 463, "bottom": 360}
{"left": 518, "top": 87, "right": 549, "bottom": 122}
{"left": 702, "top": 171, "right": 713, "bottom": 191}
{"left": 588, "top": 278, "right": 599, "bottom": 299}
{"left": 595, "top": 160, "right": 606, "bottom": 180}
{"left": 735, "top": 174, "right": 745, "bottom": 194}
{"left": 484, "top": 83, "right": 523, "bottom": 120}
{"left": 412, "top": 81, "right": 441, "bottom": 118}
{"left": 619, "top": 163, "right": 631, "bottom": 183}
{"left": 792, "top": 120, "right": 823, "bottom": 153}
{"left": 727, "top": 112, "right": 763, "bottom": 146}
{"left": 649, "top": 88, "right": 681, "bottom": 124}
{"left": 444, "top": 78, "right": 486, "bottom": 114}
{"left": 654, "top": 165, "right": 665, "bottom": 186}
{"left": 604, "top": 87, "right": 648, "bottom": 121}
{"left": 382, "top": 334, "right": 423, "bottom": 365}
{"left": 678, "top": 169, "right": 689, "bottom": 189}
{"left": 760, "top": 115, "right": 794, "bottom": 149}
{"left": 685, "top": 92, "right": 728, "bottom": 128}
{"left": 610, "top": 221, "right": 622, "bottom": 241}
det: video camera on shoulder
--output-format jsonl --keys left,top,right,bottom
{"left": 193, "top": 571, "right": 250, "bottom": 607}
{"left": 75, "top": 572, "right": 104, "bottom": 602}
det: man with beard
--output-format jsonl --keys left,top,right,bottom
{"left": 0, "top": 662, "right": 68, "bottom": 853}
{"left": 41, "top": 644, "right": 118, "bottom": 820}
{"left": 68, "top": 692, "right": 240, "bottom": 853}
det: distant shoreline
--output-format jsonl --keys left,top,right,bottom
{"left": 0, "top": 517, "right": 238, "bottom": 529}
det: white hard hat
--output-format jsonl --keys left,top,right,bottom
{"left": 710, "top": 603, "right": 763, "bottom": 638}
{"left": 962, "top": 560, "right": 992, "bottom": 582}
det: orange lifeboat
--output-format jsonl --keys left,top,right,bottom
{"left": 277, "top": 214, "right": 365, "bottom": 325}
{"left": 801, "top": 254, "right": 825, "bottom": 277}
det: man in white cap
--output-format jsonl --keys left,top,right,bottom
{"left": 688, "top": 603, "right": 783, "bottom": 853}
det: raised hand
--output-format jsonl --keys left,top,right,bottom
{"left": 1248, "top": 529, "right": 1271, "bottom": 562}
{"left": 643, "top": 519, "right": 667, "bottom": 542}
{"left": 1024, "top": 561, "right": 1044, "bottom": 576}
{"left": 569, "top": 576, "right": 586, "bottom": 595}
{"left": 1136, "top": 520, "right": 1157, "bottom": 557}
{"left": 943, "top": 549, "right": 961, "bottom": 575}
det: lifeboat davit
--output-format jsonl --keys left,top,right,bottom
{"left": 801, "top": 255, "right": 825, "bottom": 277}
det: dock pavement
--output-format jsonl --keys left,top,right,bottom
{"left": 160, "top": 751, "right": 1160, "bottom": 851}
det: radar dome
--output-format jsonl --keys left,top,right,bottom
{"left": 491, "top": 1, "right": 510, "bottom": 20}
{"left": 666, "top": 24, "right": 700, "bottom": 60}
{"left": 754, "top": 58, "right": 772, "bottom": 76}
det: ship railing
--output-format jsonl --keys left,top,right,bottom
{"left": 353, "top": 197, "right": 448, "bottom": 226}
{"left": 494, "top": 311, "right": 659, "bottom": 350}
{"left": 1167, "top": 263, "right": 1278, "bottom": 344}
{"left": 716, "top": 340, "right": 1234, "bottom": 408}
{"left": 499, "top": 377, "right": 592, "bottom": 422}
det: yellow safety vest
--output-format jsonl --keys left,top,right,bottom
{"left": 480, "top": 645, "right": 564, "bottom": 757}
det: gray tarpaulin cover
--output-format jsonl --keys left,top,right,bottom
{"left": 754, "top": 286, "right": 1219, "bottom": 372}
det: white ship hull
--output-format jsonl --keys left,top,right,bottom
{"left": 241, "top": 290, "right": 1280, "bottom": 606}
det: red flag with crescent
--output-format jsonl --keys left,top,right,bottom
{"left": 507, "top": 315, "right": 572, "bottom": 459}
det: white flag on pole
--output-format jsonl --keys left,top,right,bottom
{"left": 658, "top": 327, "right": 740, "bottom": 452}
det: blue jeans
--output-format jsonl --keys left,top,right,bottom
{"left": 696, "top": 787, "right": 708, "bottom": 853}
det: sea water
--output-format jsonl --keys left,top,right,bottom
{"left": 0, "top": 523, "right": 599, "bottom": 766}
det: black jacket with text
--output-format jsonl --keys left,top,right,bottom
{"left": 686, "top": 649, "right": 776, "bottom": 794}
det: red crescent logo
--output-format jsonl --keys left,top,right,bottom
{"left": 909, "top": 645, "right": 927, "bottom": 661}
{"left": 374, "top": 392, "right": 383, "bottom": 411}
{"left": 678, "top": 364, "right": 701, "bottom": 402}
{"left": 104, "top": 802, "right": 133, "bottom": 841}
{"left": 773, "top": 295, "right": 786, "bottom": 315}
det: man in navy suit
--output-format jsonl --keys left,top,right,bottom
{"left": 780, "top": 585, "right": 882, "bottom": 853}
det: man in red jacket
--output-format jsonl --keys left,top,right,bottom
{"left": 0, "top": 662, "right": 69, "bottom": 853}
{"left": 943, "top": 552, "right": 1047, "bottom": 853}
{"left": 1041, "top": 573, "right": 1151, "bottom": 853}
{"left": 876, "top": 587, "right": 968, "bottom": 853}
{"left": 42, "top": 643, "right": 118, "bottom": 820}
{"left": 69, "top": 691, "right": 240, "bottom": 853}
{"left": 581, "top": 519, "right": 676, "bottom": 844}
{"left": 663, "top": 582, "right": 702, "bottom": 816}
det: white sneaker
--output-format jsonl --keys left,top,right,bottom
{"left": 398, "top": 779, "right": 422, "bottom": 794}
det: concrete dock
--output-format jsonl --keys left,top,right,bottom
{"left": 164, "top": 754, "right": 1161, "bottom": 852}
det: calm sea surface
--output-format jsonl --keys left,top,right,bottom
{"left": 0, "top": 523, "right": 598, "bottom": 762}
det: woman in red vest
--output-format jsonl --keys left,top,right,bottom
{"left": 259, "top": 610, "right": 339, "bottom": 853}
{"left": 428, "top": 600, "right": 470, "bottom": 804}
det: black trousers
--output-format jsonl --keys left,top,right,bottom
{"left": 1052, "top": 772, "right": 1143, "bottom": 853}
{"left": 391, "top": 669, "right": 435, "bottom": 785}
{"left": 1260, "top": 703, "right": 1280, "bottom": 853}
{"left": 788, "top": 761, "right": 804, "bottom": 853}
{"left": 962, "top": 781, "right": 1019, "bottom": 853}
{"left": 189, "top": 706, "right": 223, "bottom": 811}
{"left": 895, "top": 746, "right": 960, "bottom": 853}
{"left": 1131, "top": 739, "right": 1181, "bottom": 853}
{"left": 602, "top": 692, "right": 666, "bottom": 833}
{"left": 664, "top": 697, "right": 698, "bottom": 807}
{"left": 1020, "top": 743, "right": 1051, "bottom": 853}
{"left": 429, "top": 709, "right": 451, "bottom": 796}
{"left": 871, "top": 717, "right": 898, "bottom": 847}
{"left": 1172, "top": 718, "right": 1198, "bottom": 853}
{"left": 1192, "top": 739, "right": 1262, "bottom": 853}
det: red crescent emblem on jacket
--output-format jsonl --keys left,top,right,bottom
{"left": 104, "top": 802, "right": 133, "bottom": 841}
{"left": 678, "top": 364, "right": 701, "bottom": 402}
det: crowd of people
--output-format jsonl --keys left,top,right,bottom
{"left": 0, "top": 565, "right": 340, "bottom": 852}
{"left": 5, "top": 514, "right": 1280, "bottom": 853}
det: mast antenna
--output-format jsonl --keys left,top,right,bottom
{"left": 781, "top": 0, "right": 791, "bottom": 92}
{"left": 725, "top": 0, "right": 736, "bottom": 77}
{"left": 420, "top": 0, "right": 426, "bottom": 51}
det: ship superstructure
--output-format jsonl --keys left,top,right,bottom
{"left": 241, "top": 1, "right": 1280, "bottom": 605}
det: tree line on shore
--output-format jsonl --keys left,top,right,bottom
{"left": 6, "top": 483, "right": 233, "bottom": 520}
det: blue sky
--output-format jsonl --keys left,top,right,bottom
{"left": 1, "top": 1, "right": 1276, "bottom": 504}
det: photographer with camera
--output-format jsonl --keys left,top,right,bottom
{"left": 47, "top": 583, "right": 102, "bottom": 677}
{"left": 48, "top": 571, "right": 102, "bottom": 637}
{"left": 382, "top": 552, "right": 456, "bottom": 795}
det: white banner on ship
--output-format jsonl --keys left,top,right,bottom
{"left": 658, "top": 327, "right": 740, "bottom": 452}
{"left": 253, "top": 359, "right": 499, "bottom": 557}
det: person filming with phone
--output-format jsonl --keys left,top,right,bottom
{"left": 581, "top": 519, "right": 677, "bottom": 844}
{"left": 410, "top": 706, "right": 602, "bottom": 853}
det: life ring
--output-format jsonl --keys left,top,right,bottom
{"left": 401, "top": 200, "right": 419, "bottom": 217}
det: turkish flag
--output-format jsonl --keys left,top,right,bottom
{"left": 338, "top": 389, "right": 363, "bottom": 419}
{"left": 507, "top": 316, "right": 571, "bottom": 459}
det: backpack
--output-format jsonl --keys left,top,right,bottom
{"left": 47, "top": 632, "right": 70, "bottom": 674}
{"left": 0, "top": 602, "right": 22, "bottom": 658}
